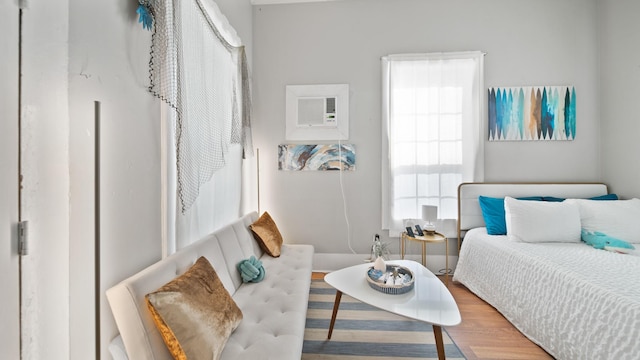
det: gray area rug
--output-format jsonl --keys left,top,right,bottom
{"left": 302, "top": 279, "right": 466, "bottom": 360}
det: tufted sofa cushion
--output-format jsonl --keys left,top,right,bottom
{"left": 106, "top": 212, "right": 314, "bottom": 360}
{"left": 222, "top": 245, "right": 313, "bottom": 358}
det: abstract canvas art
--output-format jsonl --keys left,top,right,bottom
{"left": 488, "top": 86, "right": 576, "bottom": 141}
{"left": 278, "top": 144, "right": 355, "bottom": 171}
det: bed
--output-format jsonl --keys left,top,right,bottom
{"left": 452, "top": 183, "right": 640, "bottom": 360}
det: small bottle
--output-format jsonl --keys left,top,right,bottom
{"left": 371, "top": 234, "right": 381, "bottom": 260}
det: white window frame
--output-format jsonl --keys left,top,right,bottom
{"left": 381, "top": 52, "right": 485, "bottom": 235}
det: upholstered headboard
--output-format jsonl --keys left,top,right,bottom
{"left": 457, "top": 182, "right": 609, "bottom": 245}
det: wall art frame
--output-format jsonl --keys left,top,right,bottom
{"left": 488, "top": 86, "right": 576, "bottom": 141}
{"left": 278, "top": 144, "right": 355, "bottom": 171}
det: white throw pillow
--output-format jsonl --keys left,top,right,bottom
{"left": 565, "top": 198, "right": 640, "bottom": 243}
{"left": 505, "top": 196, "right": 581, "bottom": 243}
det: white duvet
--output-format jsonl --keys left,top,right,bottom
{"left": 453, "top": 227, "right": 640, "bottom": 360}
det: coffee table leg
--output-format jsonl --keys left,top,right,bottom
{"left": 433, "top": 325, "right": 445, "bottom": 360}
{"left": 327, "top": 290, "right": 343, "bottom": 339}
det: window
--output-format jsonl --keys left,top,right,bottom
{"left": 150, "top": 0, "right": 254, "bottom": 255}
{"left": 382, "top": 52, "right": 484, "bottom": 234}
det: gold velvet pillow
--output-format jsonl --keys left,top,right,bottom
{"left": 249, "top": 211, "right": 283, "bottom": 257}
{"left": 145, "top": 256, "right": 243, "bottom": 360}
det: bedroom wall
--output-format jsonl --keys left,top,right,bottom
{"left": 20, "top": 0, "right": 71, "bottom": 358}
{"left": 68, "top": 1, "right": 158, "bottom": 359}
{"left": 67, "top": 0, "right": 253, "bottom": 359}
{"left": 252, "top": 0, "right": 601, "bottom": 262}
{"left": 599, "top": 0, "right": 640, "bottom": 199}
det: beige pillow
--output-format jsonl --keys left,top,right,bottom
{"left": 249, "top": 211, "right": 283, "bottom": 257}
{"left": 145, "top": 256, "right": 243, "bottom": 360}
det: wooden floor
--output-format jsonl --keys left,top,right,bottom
{"left": 443, "top": 277, "right": 552, "bottom": 360}
{"left": 311, "top": 272, "right": 553, "bottom": 360}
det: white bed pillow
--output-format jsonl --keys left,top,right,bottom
{"left": 504, "top": 196, "right": 581, "bottom": 243}
{"left": 564, "top": 198, "right": 640, "bottom": 243}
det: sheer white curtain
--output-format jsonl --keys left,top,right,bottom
{"left": 162, "top": 108, "right": 246, "bottom": 255}
{"left": 382, "top": 52, "right": 484, "bottom": 236}
{"left": 156, "top": 0, "right": 254, "bottom": 255}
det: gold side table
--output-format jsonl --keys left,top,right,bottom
{"left": 401, "top": 231, "right": 449, "bottom": 285}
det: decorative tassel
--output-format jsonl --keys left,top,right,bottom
{"left": 137, "top": 4, "right": 153, "bottom": 30}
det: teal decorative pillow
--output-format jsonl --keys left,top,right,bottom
{"left": 479, "top": 196, "right": 543, "bottom": 235}
{"left": 237, "top": 256, "right": 265, "bottom": 283}
{"left": 478, "top": 194, "right": 618, "bottom": 236}
{"left": 543, "top": 194, "right": 619, "bottom": 202}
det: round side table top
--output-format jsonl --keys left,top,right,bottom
{"left": 404, "top": 231, "right": 446, "bottom": 243}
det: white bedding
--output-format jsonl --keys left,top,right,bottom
{"left": 453, "top": 227, "right": 640, "bottom": 360}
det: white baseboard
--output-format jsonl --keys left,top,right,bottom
{"left": 313, "top": 253, "right": 458, "bottom": 275}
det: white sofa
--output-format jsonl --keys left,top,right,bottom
{"left": 106, "top": 211, "right": 314, "bottom": 360}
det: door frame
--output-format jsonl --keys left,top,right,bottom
{"left": 0, "top": 2, "right": 21, "bottom": 359}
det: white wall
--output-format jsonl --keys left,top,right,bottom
{"left": 599, "top": 0, "right": 640, "bottom": 198}
{"left": 252, "top": 0, "right": 601, "bottom": 260}
{"left": 20, "top": 0, "right": 71, "bottom": 358}
{"left": 68, "top": 1, "right": 159, "bottom": 359}
{"left": 0, "top": 3, "right": 20, "bottom": 359}
{"left": 67, "top": 0, "right": 253, "bottom": 359}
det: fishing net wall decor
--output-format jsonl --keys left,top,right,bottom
{"left": 140, "top": 0, "right": 253, "bottom": 213}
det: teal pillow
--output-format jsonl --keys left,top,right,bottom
{"left": 542, "top": 194, "right": 618, "bottom": 202}
{"left": 237, "top": 256, "right": 265, "bottom": 283}
{"left": 478, "top": 196, "right": 542, "bottom": 235}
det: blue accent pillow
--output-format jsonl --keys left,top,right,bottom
{"left": 542, "top": 194, "right": 618, "bottom": 202}
{"left": 478, "top": 196, "right": 542, "bottom": 235}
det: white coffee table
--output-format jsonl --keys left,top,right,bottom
{"left": 324, "top": 260, "right": 461, "bottom": 360}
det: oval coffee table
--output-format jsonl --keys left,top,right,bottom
{"left": 324, "top": 260, "right": 461, "bottom": 360}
